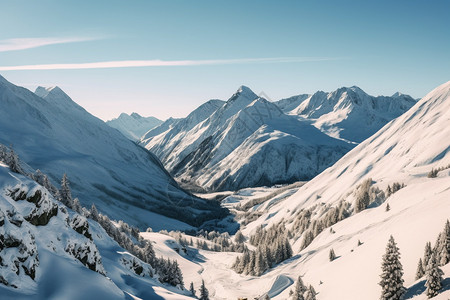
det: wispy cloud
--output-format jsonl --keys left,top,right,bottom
{"left": 0, "top": 57, "right": 338, "bottom": 71}
{"left": 0, "top": 37, "right": 99, "bottom": 52}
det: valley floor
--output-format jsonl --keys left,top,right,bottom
{"left": 143, "top": 174, "right": 450, "bottom": 300}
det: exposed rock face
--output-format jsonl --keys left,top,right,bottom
{"left": 65, "top": 240, "right": 105, "bottom": 275}
{"left": 69, "top": 215, "right": 92, "bottom": 240}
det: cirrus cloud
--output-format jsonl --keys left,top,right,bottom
{"left": 0, "top": 57, "right": 339, "bottom": 71}
{"left": 0, "top": 37, "right": 100, "bottom": 52}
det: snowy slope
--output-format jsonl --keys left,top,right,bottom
{"left": 105, "top": 112, "right": 162, "bottom": 141}
{"left": 0, "top": 75, "right": 225, "bottom": 230}
{"left": 281, "top": 86, "right": 416, "bottom": 143}
{"left": 0, "top": 164, "right": 193, "bottom": 300}
{"left": 185, "top": 81, "right": 450, "bottom": 299}
{"left": 141, "top": 99, "right": 225, "bottom": 162}
{"left": 142, "top": 86, "right": 352, "bottom": 192}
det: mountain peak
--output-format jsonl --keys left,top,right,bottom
{"left": 35, "top": 86, "right": 69, "bottom": 100}
{"left": 130, "top": 112, "right": 142, "bottom": 119}
{"left": 227, "top": 85, "right": 256, "bottom": 100}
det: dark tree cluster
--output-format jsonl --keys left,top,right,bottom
{"left": 293, "top": 201, "right": 350, "bottom": 251}
{"left": 232, "top": 223, "right": 293, "bottom": 276}
{"left": 385, "top": 182, "right": 405, "bottom": 198}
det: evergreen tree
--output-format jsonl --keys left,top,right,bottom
{"left": 425, "top": 251, "right": 443, "bottom": 298}
{"left": 90, "top": 204, "right": 99, "bottom": 222}
{"left": 293, "top": 276, "right": 306, "bottom": 300}
{"left": 72, "top": 198, "right": 82, "bottom": 214}
{"left": 385, "top": 203, "right": 390, "bottom": 212}
{"left": 59, "top": 173, "right": 73, "bottom": 207}
{"left": 416, "top": 258, "right": 425, "bottom": 280}
{"left": 199, "top": 280, "right": 209, "bottom": 300}
{"left": 423, "top": 242, "right": 433, "bottom": 270}
{"left": 304, "top": 285, "right": 316, "bottom": 300}
{"left": 189, "top": 282, "right": 196, "bottom": 296}
{"left": 6, "top": 147, "right": 23, "bottom": 174}
{"left": 379, "top": 236, "right": 405, "bottom": 300}
{"left": 235, "top": 230, "right": 245, "bottom": 243}
{"left": 438, "top": 220, "right": 450, "bottom": 266}
{"left": 329, "top": 248, "right": 336, "bottom": 261}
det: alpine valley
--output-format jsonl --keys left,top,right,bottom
{"left": 0, "top": 74, "right": 449, "bottom": 300}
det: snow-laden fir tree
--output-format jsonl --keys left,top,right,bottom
{"left": 379, "top": 235, "right": 405, "bottom": 300}
{"left": 292, "top": 276, "right": 306, "bottom": 300}
{"left": 385, "top": 203, "right": 390, "bottom": 212}
{"left": 416, "top": 258, "right": 425, "bottom": 280}
{"left": 423, "top": 242, "right": 433, "bottom": 270}
{"left": 189, "top": 282, "right": 196, "bottom": 297}
{"left": 5, "top": 147, "right": 24, "bottom": 174}
{"left": 235, "top": 230, "right": 245, "bottom": 243}
{"left": 329, "top": 248, "right": 336, "bottom": 261}
{"left": 425, "top": 251, "right": 444, "bottom": 298}
{"left": 304, "top": 285, "right": 316, "bottom": 300}
{"left": 90, "top": 204, "right": 99, "bottom": 222}
{"left": 199, "top": 280, "right": 209, "bottom": 300}
{"left": 59, "top": 173, "right": 73, "bottom": 208}
{"left": 437, "top": 220, "right": 450, "bottom": 266}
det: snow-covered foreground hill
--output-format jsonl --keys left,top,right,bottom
{"left": 0, "top": 75, "right": 226, "bottom": 230}
{"left": 142, "top": 86, "right": 352, "bottom": 192}
{"left": 142, "top": 81, "right": 450, "bottom": 299}
{"left": 0, "top": 163, "right": 193, "bottom": 300}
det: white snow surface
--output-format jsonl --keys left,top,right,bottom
{"left": 106, "top": 112, "right": 162, "bottom": 141}
{"left": 0, "top": 75, "right": 216, "bottom": 231}
{"left": 142, "top": 86, "right": 352, "bottom": 192}
{"left": 140, "top": 81, "right": 450, "bottom": 299}
{"left": 0, "top": 165, "right": 193, "bottom": 300}
{"left": 283, "top": 86, "right": 416, "bottom": 143}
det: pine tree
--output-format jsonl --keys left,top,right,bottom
{"left": 199, "top": 280, "right": 209, "bottom": 300}
{"left": 189, "top": 282, "right": 196, "bottom": 297}
{"left": 6, "top": 147, "right": 23, "bottom": 174}
{"left": 425, "top": 251, "right": 444, "bottom": 298}
{"left": 385, "top": 203, "right": 390, "bottom": 212}
{"left": 438, "top": 220, "right": 450, "bottom": 266}
{"left": 423, "top": 242, "right": 433, "bottom": 270}
{"left": 293, "top": 276, "right": 306, "bottom": 300}
{"left": 304, "top": 285, "right": 316, "bottom": 300}
{"left": 235, "top": 230, "right": 245, "bottom": 243}
{"left": 90, "top": 204, "right": 99, "bottom": 222}
{"left": 329, "top": 248, "right": 336, "bottom": 261}
{"left": 379, "top": 235, "right": 405, "bottom": 300}
{"left": 59, "top": 173, "right": 73, "bottom": 208}
{"left": 416, "top": 258, "right": 425, "bottom": 280}
{"left": 72, "top": 198, "right": 82, "bottom": 214}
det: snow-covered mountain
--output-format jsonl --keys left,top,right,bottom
{"left": 141, "top": 86, "right": 352, "bottom": 192}
{"left": 0, "top": 163, "right": 193, "bottom": 299}
{"left": 105, "top": 112, "right": 162, "bottom": 141}
{"left": 186, "top": 81, "right": 450, "bottom": 299}
{"left": 0, "top": 75, "right": 226, "bottom": 230}
{"left": 277, "top": 86, "right": 416, "bottom": 143}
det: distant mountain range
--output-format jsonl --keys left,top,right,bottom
{"left": 106, "top": 112, "right": 162, "bottom": 141}
{"left": 0, "top": 76, "right": 227, "bottom": 230}
{"left": 141, "top": 85, "right": 415, "bottom": 192}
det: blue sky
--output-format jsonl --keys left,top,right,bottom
{"left": 0, "top": 0, "right": 449, "bottom": 120}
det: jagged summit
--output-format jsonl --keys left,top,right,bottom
{"left": 106, "top": 112, "right": 163, "bottom": 140}
{"left": 226, "top": 85, "right": 258, "bottom": 104}
{"left": 130, "top": 112, "right": 142, "bottom": 119}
